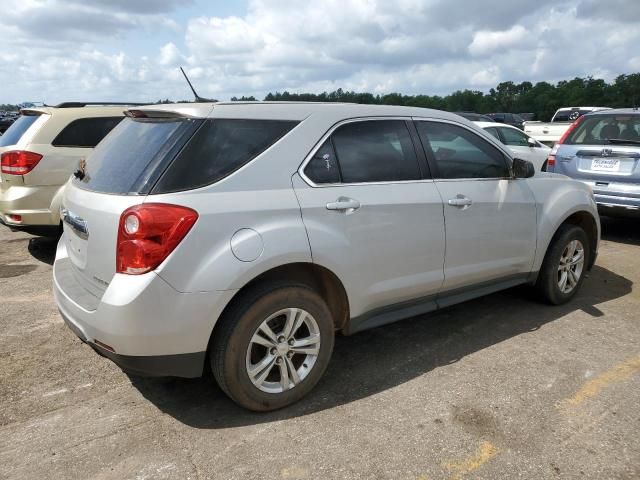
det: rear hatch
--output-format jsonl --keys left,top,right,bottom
{"left": 61, "top": 114, "right": 201, "bottom": 296}
{"left": 554, "top": 113, "right": 640, "bottom": 185}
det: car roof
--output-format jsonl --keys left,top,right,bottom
{"left": 132, "top": 101, "right": 470, "bottom": 122}
{"left": 556, "top": 106, "right": 611, "bottom": 112}
{"left": 585, "top": 108, "right": 640, "bottom": 116}
{"left": 474, "top": 121, "right": 522, "bottom": 130}
{"left": 474, "top": 121, "right": 499, "bottom": 128}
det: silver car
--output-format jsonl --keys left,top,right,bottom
{"left": 546, "top": 108, "right": 640, "bottom": 216}
{"left": 54, "top": 102, "right": 600, "bottom": 411}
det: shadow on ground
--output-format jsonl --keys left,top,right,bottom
{"left": 27, "top": 236, "right": 58, "bottom": 266}
{"left": 130, "top": 263, "right": 632, "bottom": 429}
{"left": 600, "top": 216, "right": 640, "bottom": 246}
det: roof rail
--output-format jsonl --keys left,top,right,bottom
{"left": 54, "top": 102, "right": 152, "bottom": 108}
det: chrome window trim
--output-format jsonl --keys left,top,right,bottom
{"left": 412, "top": 117, "right": 516, "bottom": 181}
{"left": 298, "top": 116, "right": 431, "bottom": 188}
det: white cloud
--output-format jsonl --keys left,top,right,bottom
{"left": 468, "top": 26, "right": 529, "bottom": 57}
{"left": 0, "top": 0, "right": 638, "bottom": 104}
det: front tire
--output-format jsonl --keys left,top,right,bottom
{"left": 211, "top": 283, "right": 335, "bottom": 411}
{"left": 536, "top": 224, "right": 590, "bottom": 305}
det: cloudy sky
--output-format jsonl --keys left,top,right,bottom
{"left": 1, "top": 0, "right": 639, "bottom": 104}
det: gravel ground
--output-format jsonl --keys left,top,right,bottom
{"left": 0, "top": 216, "right": 639, "bottom": 480}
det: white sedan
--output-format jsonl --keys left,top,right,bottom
{"left": 475, "top": 121, "right": 551, "bottom": 171}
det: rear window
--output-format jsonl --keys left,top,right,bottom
{"left": 564, "top": 114, "right": 640, "bottom": 145}
{"left": 553, "top": 109, "right": 592, "bottom": 122}
{"left": 0, "top": 115, "right": 41, "bottom": 147}
{"left": 74, "top": 117, "right": 199, "bottom": 195}
{"left": 152, "top": 119, "right": 298, "bottom": 193}
{"left": 52, "top": 117, "right": 123, "bottom": 148}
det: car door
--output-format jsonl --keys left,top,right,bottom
{"left": 413, "top": 119, "right": 537, "bottom": 293}
{"left": 497, "top": 125, "right": 548, "bottom": 171}
{"left": 293, "top": 118, "right": 446, "bottom": 319}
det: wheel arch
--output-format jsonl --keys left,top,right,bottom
{"left": 539, "top": 210, "right": 599, "bottom": 274}
{"left": 212, "top": 262, "right": 351, "bottom": 341}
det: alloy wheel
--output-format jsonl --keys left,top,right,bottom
{"left": 557, "top": 239, "right": 585, "bottom": 294}
{"left": 245, "top": 308, "right": 321, "bottom": 393}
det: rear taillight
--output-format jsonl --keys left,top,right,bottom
{"left": 545, "top": 115, "right": 586, "bottom": 171}
{"left": 116, "top": 203, "right": 198, "bottom": 275}
{"left": 0, "top": 151, "right": 43, "bottom": 175}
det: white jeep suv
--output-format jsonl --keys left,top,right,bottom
{"left": 53, "top": 102, "right": 600, "bottom": 411}
{"left": 0, "top": 103, "right": 139, "bottom": 236}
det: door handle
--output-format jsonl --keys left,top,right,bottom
{"left": 447, "top": 195, "right": 473, "bottom": 208}
{"left": 326, "top": 197, "right": 360, "bottom": 212}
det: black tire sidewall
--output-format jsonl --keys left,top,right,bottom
{"left": 213, "top": 286, "right": 334, "bottom": 411}
{"left": 538, "top": 225, "right": 590, "bottom": 304}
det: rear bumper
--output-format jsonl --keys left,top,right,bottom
{"left": 0, "top": 183, "right": 60, "bottom": 226}
{"left": 58, "top": 307, "right": 206, "bottom": 377}
{"left": 0, "top": 214, "right": 61, "bottom": 236}
{"left": 594, "top": 194, "right": 640, "bottom": 217}
{"left": 53, "top": 240, "right": 236, "bottom": 377}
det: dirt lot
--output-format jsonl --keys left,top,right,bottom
{"left": 0, "top": 217, "right": 639, "bottom": 480}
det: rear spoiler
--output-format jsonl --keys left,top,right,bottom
{"left": 124, "top": 109, "right": 194, "bottom": 119}
{"left": 20, "top": 108, "right": 49, "bottom": 116}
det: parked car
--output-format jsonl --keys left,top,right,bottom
{"left": 454, "top": 112, "right": 495, "bottom": 122}
{"left": 524, "top": 107, "right": 611, "bottom": 146}
{"left": 54, "top": 102, "right": 599, "bottom": 411}
{"left": 0, "top": 114, "right": 16, "bottom": 134}
{"left": 517, "top": 113, "right": 536, "bottom": 122}
{"left": 0, "top": 102, "right": 143, "bottom": 236}
{"left": 475, "top": 121, "right": 551, "bottom": 171}
{"left": 546, "top": 108, "right": 640, "bottom": 217}
{"left": 487, "top": 112, "right": 525, "bottom": 130}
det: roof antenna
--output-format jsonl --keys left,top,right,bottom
{"left": 180, "top": 67, "right": 217, "bottom": 103}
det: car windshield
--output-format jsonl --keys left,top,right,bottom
{"left": 0, "top": 114, "right": 40, "bottom": 147}
{"left": 564, "top": 114, "right": 640, "bottom": 145}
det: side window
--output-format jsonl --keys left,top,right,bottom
{"left": 499, "top": 127, "right": 529, "bottom": 147}
{"left": 484, "top": 127, "right": 501, "bottom": 141}
{"left": 304, "top": 138, "right": 341, "bottom": 184}
{"left": 416, "top": 121, "right": 510, "bottom": 179}
{"left": 52, "top": 117, "right": 123, "bottom": 148}
{"left": 330, "top": 120, "right": 421, "bottom": 183}
{"left": 153, "top": 119, "right": 298, "bottom": 192}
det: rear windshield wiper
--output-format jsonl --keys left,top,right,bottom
{"left": 607, "top": 138, "right": 640, "bottom": 145}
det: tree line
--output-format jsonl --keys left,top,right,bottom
{"left": 252, "top": 73, "right": 640, "bottom": 122}
{"left": 3, "top": 73, "right": 639, "bottom": 122}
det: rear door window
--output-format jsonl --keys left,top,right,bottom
{"left": 484, "top": 127, "right": 501, "bottom": 141}
{"left": 52, "top": 117, "right": 123, "bottom": 148}
{"left": 499, "top": 127, "right": 530, "bottom": 146}
{"left": 0, "top": 114, "right": 41, "bottom": 147}
{"left": 153, "top": 119, "right": 298, "bottom": 193}
{"left": 304, "top": 138, "right": 341, "bottom": 184}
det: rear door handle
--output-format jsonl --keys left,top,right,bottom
{"left": 447, "top": 195, "right": 473, "bottom": 208}
{"left": 326, "top": 197, "right": 360, "bottom": 212}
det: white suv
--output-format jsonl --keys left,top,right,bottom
{"left": 54, "top": 102, "right": 600, "bottom": 411}
{"left": 0, "top": 103, "right": 138, "bottom": 236}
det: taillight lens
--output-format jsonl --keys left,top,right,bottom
{"left": 116, "top": 203, "right": 198, "bottom": 275}
{"left": 1, "top": 151, "right": 43, "bottom": 175}
{"left": 545, "top": 115, "right": 586, "bottom": 172}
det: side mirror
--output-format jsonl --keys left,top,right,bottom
{"left": 527, "top": 137, "right": 537, "bottom": 148}
{"left": 513, "top": 158, "right": 535, "bottom": 178}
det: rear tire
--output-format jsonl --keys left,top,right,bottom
{"left": 536, "top": 224, "right": 590, "bottom": 305}
{"left": 211, "top": 283, "right": 334, "bottom": 411}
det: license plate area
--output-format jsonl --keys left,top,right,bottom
{"left": 591, "top": 158, "right": 620, "bottom": 172}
